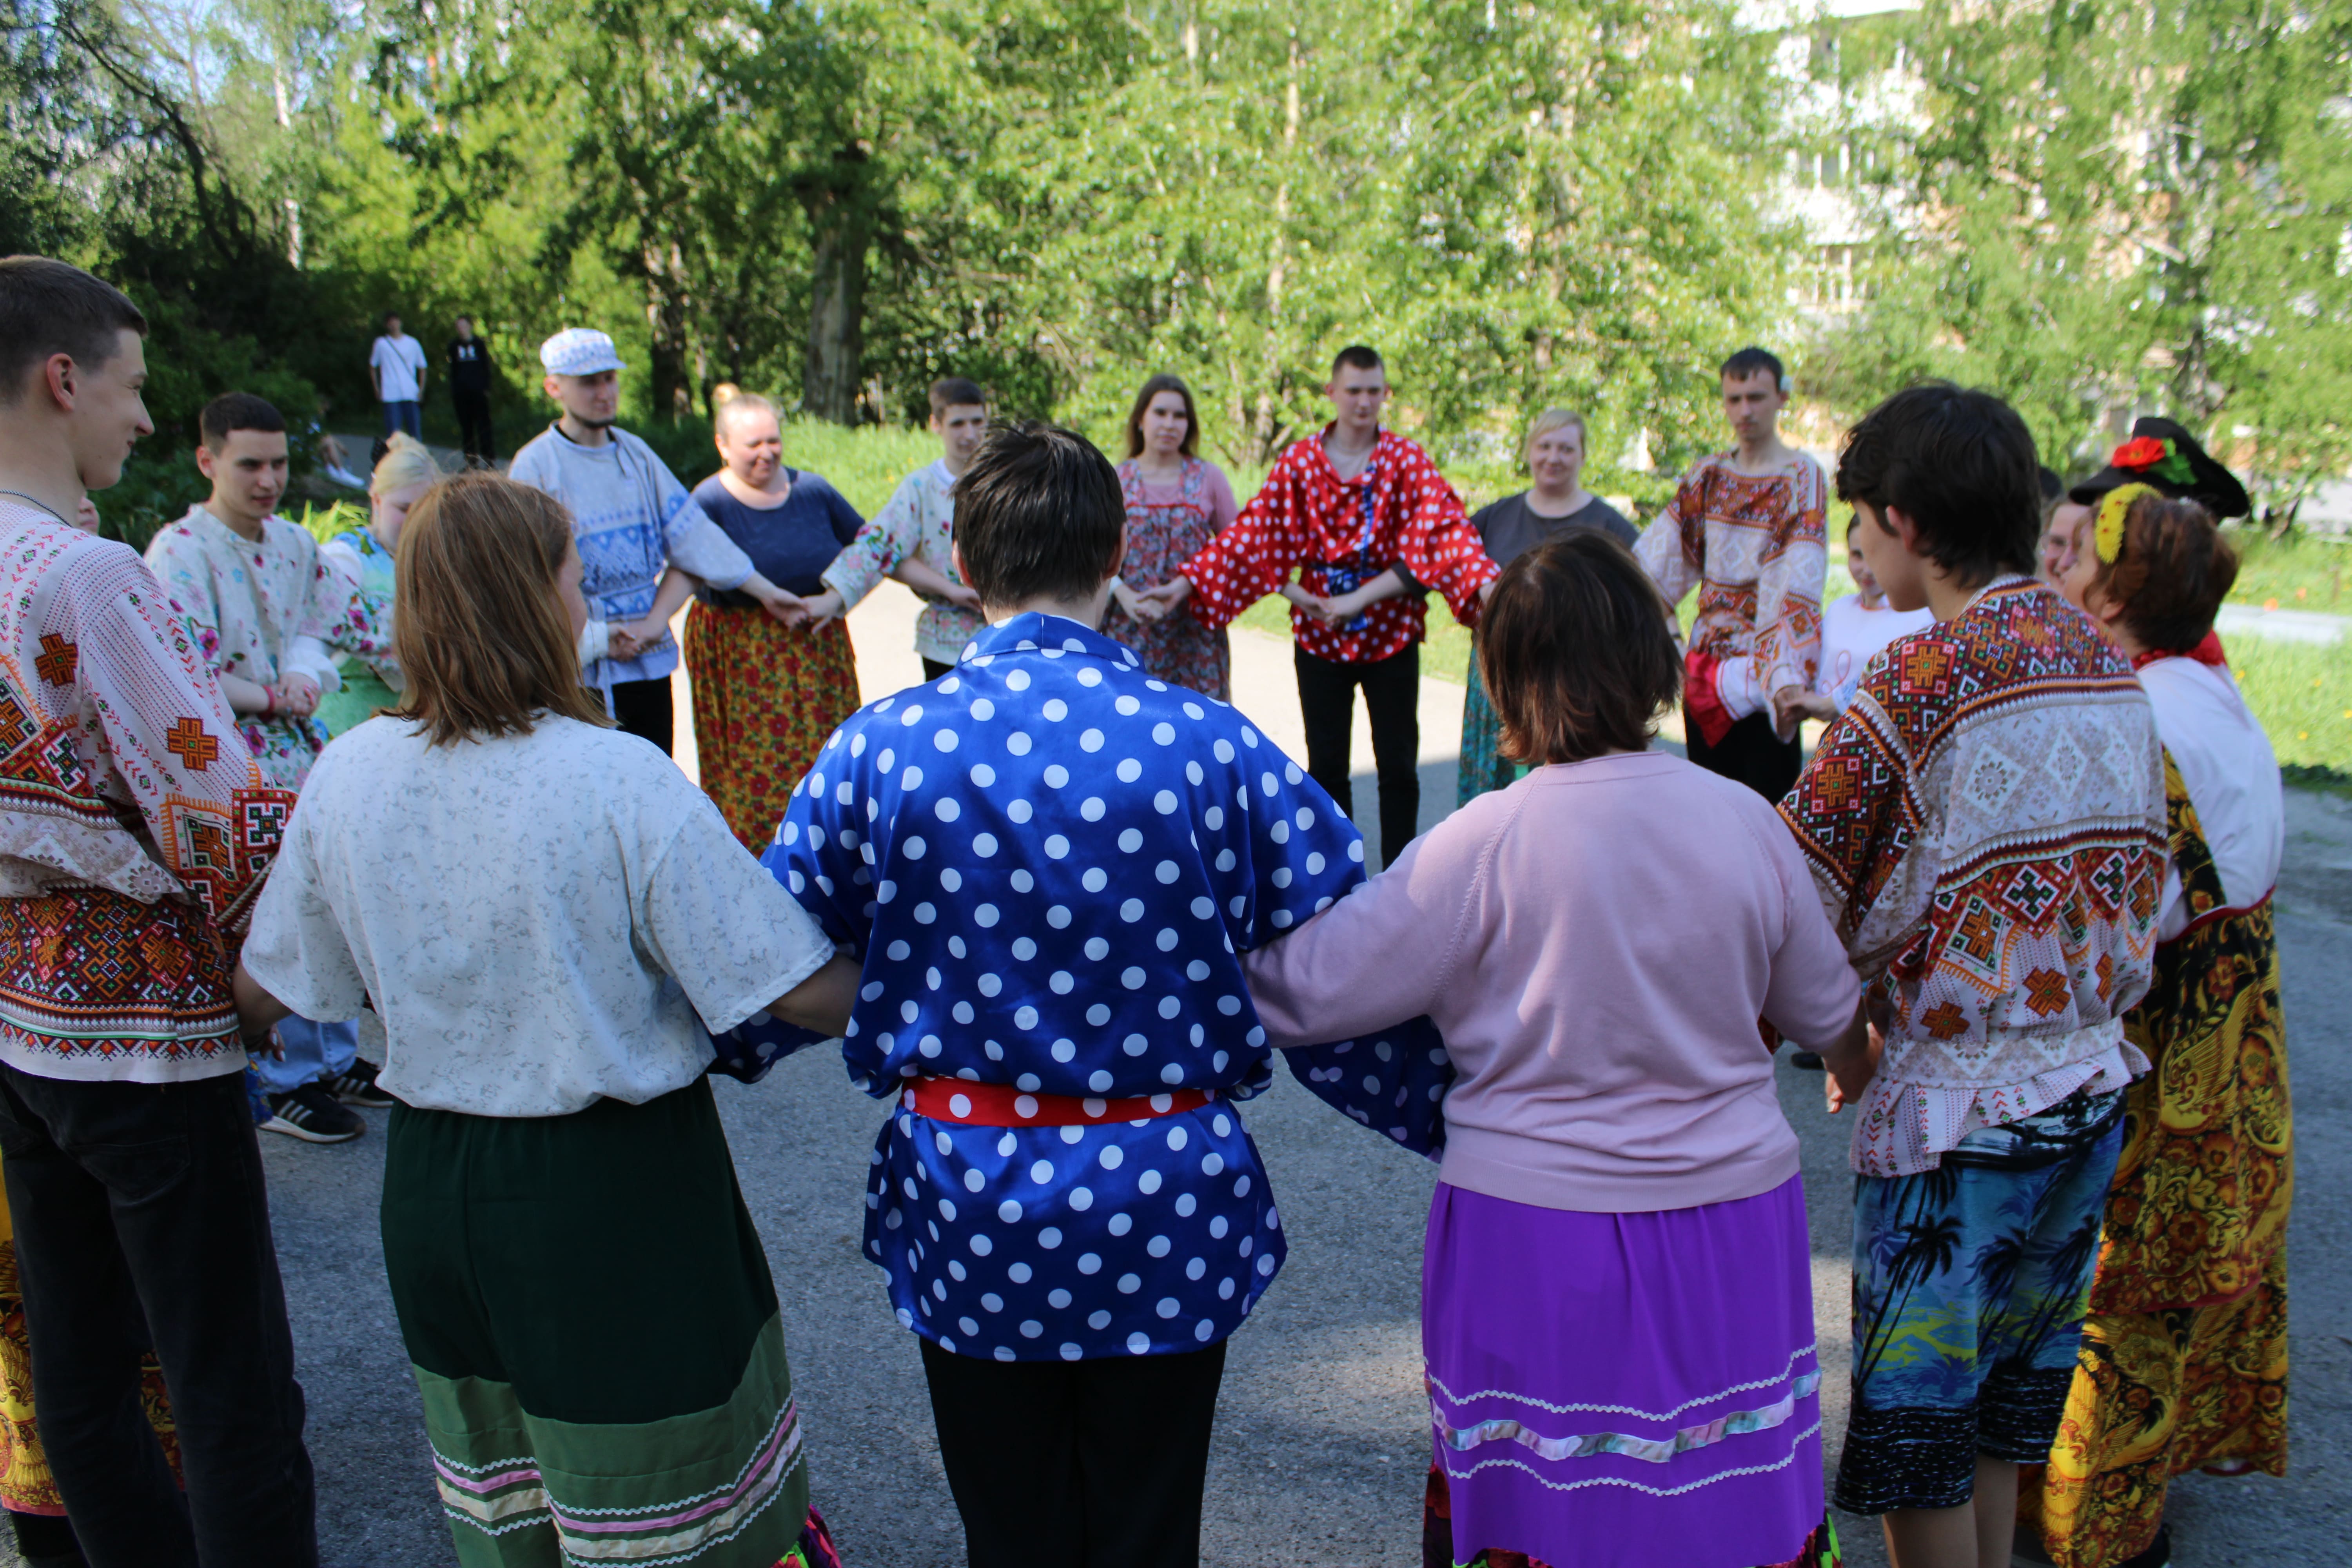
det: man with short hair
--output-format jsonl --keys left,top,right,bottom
{"left": 145, "top": 392, "right": 394, "bottom": 1145}
{"left": 0, "top": 254, "right": 318, "bottom": 1563}
{"left": 806, "top": 375, "right": 990, "bottom": 679}
{"left": 1634, "top": 345, "right": 1829, "bottom": 801}
{"left": 1140, "top": 345, "right": 1497, "bottom": 868}
{"left": 507, "top": 327, "right": 808, "bottom": 752}
{"left": 446, "top": 314, "right": 495, "bottom": 466}
{"left": 367, "top": 310, "right": 428, "bottom": 439}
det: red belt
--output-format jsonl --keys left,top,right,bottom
{"left": 901, "top": 1077, "right": 1215, "bottom": 1127}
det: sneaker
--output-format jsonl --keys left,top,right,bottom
{"left": 261, "top": 1083, "right": 364, "bottom": 1143}
{"left": 325, "top": 1057, "right": 394, "bottom": 1108}
{"left": 1789, "top": 1050, "right": 1827, "bottom": 1071}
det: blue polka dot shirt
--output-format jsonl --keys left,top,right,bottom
{"left": 746, "top": 613, "right": 1448, "bottom": 1362}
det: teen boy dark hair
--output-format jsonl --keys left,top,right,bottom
{"left": 1779, "top": 381, "right": 2167, "bottom": 1568}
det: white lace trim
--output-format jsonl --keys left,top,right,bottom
{"left": 1852, "top": 1034, "right": 2147, "bottom": 1177}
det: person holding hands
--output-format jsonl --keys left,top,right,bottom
{"left": 1138, "top": 346, "right": 1496, "bottom": 868}
{"left": 508, "top": 327, "right": 809, "bottom": 752}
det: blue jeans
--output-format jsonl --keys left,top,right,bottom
{"left": 243, "top": 1016, "right": 359, "bottom": 1122}
{"left": 381, "top": 399, "right": 422, "bottom": 437}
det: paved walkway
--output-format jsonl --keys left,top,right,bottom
{"left": 10, "top": 586, "right": 2341, "bottom": 1567}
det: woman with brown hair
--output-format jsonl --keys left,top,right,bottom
{"left": 2031, "top": 459, "right": 2290, "bottom": 1568}
{"left": 1243, "top": 531, "right": 1859, "bottom": 1568}
{"left": 230, "top": 473, "right": 858, "bottom": 1568}
{"left": 1102, "top": 372, "right": 1237, "bottom": 697}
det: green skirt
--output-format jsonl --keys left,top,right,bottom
{"left": 382, "top": 1078, "right": 809, "bottom": 1567}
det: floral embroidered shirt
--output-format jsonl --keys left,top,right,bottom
{"left": 1177, "top": 428, "right": 1496, "bottom": 665}
{"left": 1635, "top": 452, "right": 1829, "bottom": 714}
{"left": 146, "top": 506, "right": 384, "bottom": 791}
{"left": 743, "top": 613, "right": 1450, "bottom": 1362}
{"left": 820, "top": 459, "right": 982, "bottom": 667}
{"left": 1778, "top": 577, "right": 2168, "bottom": 1176}
{"left": 0, "top": 497, "right": 294, "bottom": 1080}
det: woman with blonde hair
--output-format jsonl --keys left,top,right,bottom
{"left": 1102, "top": 372, "right": 1238, "bottom": 697}
{"left": 316, "top": 431, "right": 437, "bottom": 736}
{"left": 234, "top": 472, "right": 858, "bottom": 1568}
{"left": 1457, "top": 408, "right": 1635, "bottom": 804}
{"left": 686, "top": 392, "right": 866, "bottom": 848}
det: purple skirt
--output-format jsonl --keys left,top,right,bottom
{"left": 1423, "top": 1174, "right": 1823, "bottom": 1568}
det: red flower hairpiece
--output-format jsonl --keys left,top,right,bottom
{"left": 2109, "top": 434, "right": 2197, "bottom": 486}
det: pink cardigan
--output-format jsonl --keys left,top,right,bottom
{"left": 1244, "top": 751, "right": 1859, "bottom": 1213}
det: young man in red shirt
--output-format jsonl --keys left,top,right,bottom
{"left": 1140, "top": 346, "right": 1495, "bottom": 867}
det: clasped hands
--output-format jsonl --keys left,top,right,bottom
{"left": 1125, "top": 576, "right": 1386, "bottom": 629}
{"left": 607, "top": 585, "right": 834, "bottom": 659}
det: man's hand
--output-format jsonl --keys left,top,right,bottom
{"left": 1822, "top": 1014, "right": 1882, "bottom": 1115}
{"left": 608, "top": 624, "right": 643, "bottom": 661}
{"left": 1109, "top": 579, "right": 1147, "bottom": 624}
{"left": 1773, "top": 685, "right": 1835, "bottom": 736}
{"left": 277, "top": 673, "right": 321, "bottom": 718}
{"left": 620, "top": 615, "right": 681, "bottom": 653}
{"left": 232, "top": 961, "right": 294, "bottom": 1049}
{"left": 1768, "top": 683, "right": 1811, "bottom": 742}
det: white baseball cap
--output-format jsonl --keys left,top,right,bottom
{"left": 539, "top": 327, "right": 626, "bottom": 377}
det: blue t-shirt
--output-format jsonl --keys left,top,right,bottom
{"left": 690, "top": 470, "right": 864, "bottom": 604}
{"left": 728, "top": 613, "right": 1449, "bottom": 1362}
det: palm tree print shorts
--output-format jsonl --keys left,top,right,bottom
{"left": 1834, "top": 1086, "right": 2127, "bottom": 1514}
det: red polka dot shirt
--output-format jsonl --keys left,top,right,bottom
{"left": 1179, "top": 428, "right": 1497, "bottom": 664}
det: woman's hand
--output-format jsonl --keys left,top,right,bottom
{"left": 801, "top": 588, "right": 847, "bottom": 629}
{"left": 1109, "top": 579, "right": 1148, "bottom": 624}
{"left": 766, "top": 951, "right": 865, "bottom": 1039}
{"left": 276, "top": 673, "right": 321, "bottom": 717}
{"left": 1136, "top": 575, "right": 1193, "bottom": 622}
{"left": 1773, "top": 686, "right": 1837, "bottom": 735}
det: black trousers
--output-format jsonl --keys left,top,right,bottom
{"left": 1294, "top": 643, "right": 1420, "bottom": 869}
{"left": 610, "top": 675, "right": 673, "bottom": 754}
{"left": 0, "top": 1067, "right": 316, "bottom": 1568}
{"left": 451, "top": 388, "right": 495, "bottom": 463}
{"left": 921, "top": 656, "right": 955, "bottom": 682}
{"left": 922, "top": 1337, "right": 1226, "bottom": 1568}
{"left": 1684, "top": 707, "right": 1804, "bottom": 802}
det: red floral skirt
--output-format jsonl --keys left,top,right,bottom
{"left": 683, "top": 605, "right": 862, "bottom": 851}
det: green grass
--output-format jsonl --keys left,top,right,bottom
{"left": 2232, "top": 636, "right": 2352, "bottom": 773}
{"left": 2218, "top": 527, "right": 2352, "bottom": 612}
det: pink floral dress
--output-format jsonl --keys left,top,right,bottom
{"left": 1103, "top": 458, "right": 1231, "bottom": 700}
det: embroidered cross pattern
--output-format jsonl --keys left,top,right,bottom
{"left": 33, "top": 635, "right": 76, "bottom": 687}
{"left": 2024, "top": 967, "right": 2071, "bottom": 1017}
{"left": 1921, "top": 1002, "right": 1968, "bottom": 1040}
{"left": 165, "top": 718, "right": 219, "bottom": 770}
{"left": 1898, "top": 641, "right": 1953, "bottom": 694}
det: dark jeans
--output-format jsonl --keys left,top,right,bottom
{"left": 0, "top": 1066, "right": 316, "bottom": 1568}
{"left": 379, "top": 399, "right": 421, "bottom": 438}
{"left": 1294, "top": 642, "right": 1420, "bottom": 869}
{"left": 922, "top": 1338, "right": 1226, "bottom": 1568}
{"left": 1685, "top": 707, "right": 1804, "bottom": 803}
{"left": 451, "top": 388, "right": 495, "bottom": 463}
{"left": 610, "top": 675, "right": 673, "bottom": 754}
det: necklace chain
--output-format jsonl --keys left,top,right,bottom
{"left": 0, "top": 490, "right": 72, "bottom": 526}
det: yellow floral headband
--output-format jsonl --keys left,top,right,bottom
{"left": 2093, "top": 482, "right": 2156, "bottom": 565}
